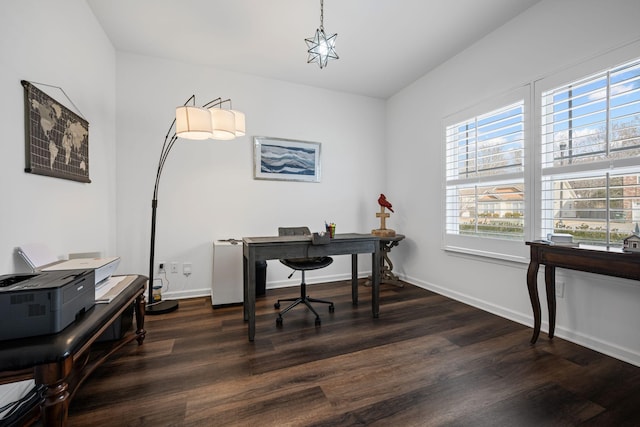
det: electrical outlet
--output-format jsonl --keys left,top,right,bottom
{"left": 183, "top": 262, "right": 192, "bottom": 276}
{"left": 171, "top": 262, "right": 178, "bottom": 273}
{"left": 556, "top": 281, "right": 565, "bottom": 298}
{"left": 158, "top": 262, "right": 165, "bottom": 273}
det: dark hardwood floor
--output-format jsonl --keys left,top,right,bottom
{"left": 67, "top": 280, "right": 640, "bottom": 426}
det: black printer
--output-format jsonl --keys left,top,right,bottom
{"left": 0, "top": 269, "right": 95, "bottom": 341}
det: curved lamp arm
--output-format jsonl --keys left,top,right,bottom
{"left": 147, "top": 95, "right": 238, "bottom": 314}
{"left": 147, "top": 115, "right": 180, "bottom": 313}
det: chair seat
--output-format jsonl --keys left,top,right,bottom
{"left": 280, "top": 256, "right": 333, "bottom": 271}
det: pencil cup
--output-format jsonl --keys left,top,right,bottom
{"left": 326, "top": 224, "right": 336, "bottom": 238}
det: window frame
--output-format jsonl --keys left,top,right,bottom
{"left": 442, "top": 40, "right": 640, "bottom": 263}
{"left": 442, "top": 85, "right": 532, "bottom": 263}
{"left": 533, "top": 44, "right": 640, "bottom": 249}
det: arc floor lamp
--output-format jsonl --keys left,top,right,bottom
{"left": 147, "top": 95, "right": 245, "bottom": 315}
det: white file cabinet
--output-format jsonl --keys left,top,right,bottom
{"left": 211, "top": 240, "right": 244, "bottom": 306}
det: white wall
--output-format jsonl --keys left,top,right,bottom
{"left": 0, "top": 1, "right": 385, "bottom": 299}
{"left": 115, "top": 53, "right": 386, "bottom": 298}
{"left": 387, "top": 0, "right": 640, "bottom": 365}
{"left": 0, "top": 0, "right": 117, "bottom": 273}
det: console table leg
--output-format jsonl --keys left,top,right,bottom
{"left": 545, "top": 266, "right": 556, "bottom": 339}
{"left": 35, "top": 358, "right": 73, "bottom": 427}
{"left": 41, "top": 382, "right": 69, "bottom": 427}
{"left": 527, "top": 259, "right": 541, "bottom": 344}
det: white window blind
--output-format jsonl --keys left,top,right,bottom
{"left": 446, "top": 102, "right": 525, "bottom": 180}
{"left": 540, "top": 58, "right": 640, "bottom": 245}
{"left": 445, "top": 99, "right": 525, "bottom": 240}
{"left": 446, "top": 182, "right": 524, "bottom": 239}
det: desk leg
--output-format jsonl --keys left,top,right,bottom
{"left": 545, "top": 266, "right": 556, "bottom": 340}
{"left": 245, "top": 252, "right": 256, "bottom": 342}
{"left": 135, "top": 293, "right": 146, "bottom": 345}
{"left": 242, "top": 255, "right": 248, "bottom": 322}
{"left": 381, "top": 241, "right": 404, "bottom": 287}
{"left": 372, "top": 249, "right": 380, "bottom": 318}
{"left": 526, "top": 259, "right": 541, "bottom": 344}
{"left": 351, "top": 254, "right": 358, "bottom": 306}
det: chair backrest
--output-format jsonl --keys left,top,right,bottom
{"left": 278, "top": 227, "right": 311, "bottom": 237}
{"left": 278, "top": 226, "right": 332, "bottom": 270}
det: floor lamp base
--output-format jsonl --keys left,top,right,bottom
{"left": 146, "top": 299, "right": 179, "bottom": 315}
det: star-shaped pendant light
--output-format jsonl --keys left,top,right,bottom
{"left": 305, "top": 0, "right": 338, "bottom": 69}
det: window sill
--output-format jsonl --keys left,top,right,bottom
{"left": 443, "top": 244, "right": 529, "bottom": 266}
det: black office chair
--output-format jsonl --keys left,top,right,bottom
{"left": 274, "top": 226, "right": 334, "bottom": 326}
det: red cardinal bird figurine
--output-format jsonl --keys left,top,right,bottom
{"left": 378, "top": 193, "right": 394, "bottom": 212}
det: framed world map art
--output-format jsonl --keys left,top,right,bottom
{"left": 21, "top": 80, "right": 90, "bottom": 183}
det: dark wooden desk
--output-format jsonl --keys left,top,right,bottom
{"left": 378, "top": 234, "right": 405, "bottom": 286}
{"left": 0, "top": 275, "right": 146, "bottom": 427}
{"left": 242, "top": 233, "right": 380, "bottom": 341}
{"left": 365, "top": 234, "right": 406, "bottom": 287}
{"left": 526, "top": 241, "right": 640, "bottom": 344}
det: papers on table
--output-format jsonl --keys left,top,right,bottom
{"left": 95, "top": 276, "right": 129, "bottom": 303}
{"left": 0, "top": 380, "right": 36, "bottom": 420}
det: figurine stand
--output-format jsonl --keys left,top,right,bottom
{"left": 372, "top": 206, "right": 396, "bottom": 237}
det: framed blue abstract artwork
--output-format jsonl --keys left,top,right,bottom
{"left": 253, "top": 136, "right": 321, "bottom": 182}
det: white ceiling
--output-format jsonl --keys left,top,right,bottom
{"left": 87, "top": 0, "right": 541, "bottom": 99}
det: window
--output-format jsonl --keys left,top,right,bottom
{"left": 442, "top": 42, "right": 640, "bottom": 262}
{"left": 539, "top": 58, "right": 640, "bottom": 245}
{"left": 444, "top": 87, "right": 529, "bottom": 261}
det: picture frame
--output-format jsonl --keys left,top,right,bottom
{"left": 22, "top": 80, "right": 90, "bottom": 183}
{"left": 253, "top": 136, "right": 321, "bottom": 182}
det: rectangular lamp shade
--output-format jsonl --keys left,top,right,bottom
{"left": 176, "top": 106, "right": 213, "bottom": 140}
{"left": 231, "top": 110, "right": 245, "bottom": 136}
{"left": 209, "top": 108, "right": 236, "bottom": 140}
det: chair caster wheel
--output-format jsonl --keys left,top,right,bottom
{"left": 274, "top": 302, "right": 280, "bottom": 309}
{"left": 329, "top": 305, "right": 335, "bottom": 313}
{"left": 315, "top": 318, "right": 321, "bottom": 326}
{"left": 276, "top": 317, "right": 283, "bottom": 326}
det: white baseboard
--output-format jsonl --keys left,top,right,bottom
{"left": 163, "top": 288, "right": 211, "bottom": 300}
{"left": 266, "top": 272, "right": 360, "bottom": 289}
{"left": 162, "top": 271, "right": 368, "bottom": 299}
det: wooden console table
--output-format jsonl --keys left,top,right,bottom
{"left": 0, "top": 275, "right": 147, "bottom": 427}
{"left": 526, "top": 241, "right": 640, "bottom": 344}
{"left": 243, "top": 233, "right": 380, "bottom": 341}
